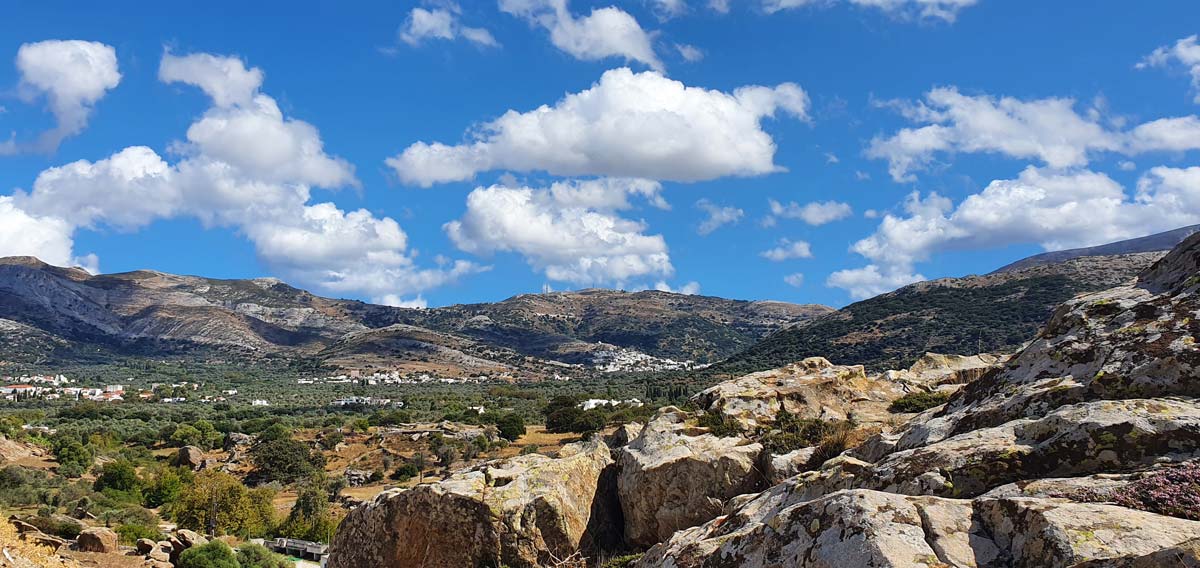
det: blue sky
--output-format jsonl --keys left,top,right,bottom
{"left": 1, "top": 1, "right": 1199, "bottom": 309}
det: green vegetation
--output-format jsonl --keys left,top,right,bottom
{"left": 174, "top": 470, "right": 276, "bottom": 537}
{"left": 277, "top": 476, "right": 339, "bottom": 543}
{"left": 495, "top": 413, "right": 526, "bottom": 441}
{"left": 889, "top": 391, "right": 952, "bottom": 413}
{"left": 601, "top": 554, "right": 644, "bottom": 568}
{"left": 235, "top": 543, "right": 294, "bottom": 568}
{"left": 715, "top": 275, "right": 1089, "bottom": 373}
{"left": 179, "top": 541, "right": 241, "bottom": 568}
{"left": 761, "top": 413, "right": 850, "bottom": 455}
{"left": 541, "top": 395, "right": 651, "bottom": 435}
{"left": 250, "top": 437, "right": 325, "bottom": 484}
{"left": 697, "top": 412, "right": 742, "bottom": 438}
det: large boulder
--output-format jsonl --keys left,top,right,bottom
{"left": 172, "top": 446, "right": 205, "bottom": 470}
{"left": 76, "top": 527, "right": 119, "bottom": 553}
{"left": 617, "top": 408, "right": 765, "bottom": 548}
{"left": 640, "top": 488, "right": 1200, "bottom": 568}
{"left": 327, "top": 439, "right": 614, "bottom": 568}
{"left": 690, "top": 357, "right": 910, "bottom": 431}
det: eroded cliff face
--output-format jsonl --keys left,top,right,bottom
{"left": 640, "top": 233, "right": 1200, "bottom": 567}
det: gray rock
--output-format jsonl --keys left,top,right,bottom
{"left": 328, "top": 440, "right": 614, "bottom": 568}
{"left": 616, "top": 408, "right": 765, "bottom": 548}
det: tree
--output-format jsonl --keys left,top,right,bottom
{"left": 174, "top": 470, "right": 275, "bottom": 537}
{"left": 52, "top": 439, "right": 93, "bottom": 478}
{"left": 410, "top": 452, "right": 427, "bottom": 484}
{"left": 495, "top": 413, "right": 526, "bottom": 442}
{"left": 93, "top": 460, "right": 142, "bottom": 501}
{"left": 143, "top": 465, "right": 189, "bottom": 509}
{"left": 545, "top": 407, "right": 586, "bottom": 433}
{"left": 277, "top": 478, "right": 338, "bottom": 543}
{"left": 194, "top": 420, "right": 224, "bottom": 450}
{"left": 257, "top": 423, "right": 292, "bottom": 443}
{"left": 236, "top": 543, "right": 293, "bottom": 568}
{"left": 250, "top": 438, "right": 325, "bottom": 484}
{"left": 171, "top": 424, "right": 204, "bottom": 448}
{"left": 435, "top": 445, "right": 458, "bottom": 470}
{"left": 178, "top": 540, "right": 240, "bottom": 568}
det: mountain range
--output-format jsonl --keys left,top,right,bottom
{"left": 0, "top": 257, "right": 827, "bottom": 376}
{"left": 0, "top": 225, "right": 1195, "bottom": 377}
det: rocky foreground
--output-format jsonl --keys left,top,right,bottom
{"left": 328, "top": 233, "right": 1200, "bottom": 567}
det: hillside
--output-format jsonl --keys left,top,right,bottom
{"left": 381, "top": 289, "right": 831, "bottom": 365}
{"left": 714, "top": 252, "right": 1163, "bottom": 374}
{"left": 993, "top": 224, "right": 1200, "bottom": 273}
{"left": 0, "top": 257, "right": 828, "bottom": 374}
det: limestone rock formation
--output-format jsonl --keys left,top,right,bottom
{"left": 690, "top": 357, "right": 907, "bottom": 431}
{"left": 327, "top": 439, "right": 614, "bottom": 568}
{"left": 617, "top": 408, "right": 765, "bottom": 548}
{"left": 641, "top": 233, "right": 1200, "bottom": 565}
{"left": 641, "top": 488, "right": 1200, "bottom": 568}
{"left": 763, "top": 447, "right": 817, "bottom": 485}
{"left": 75, "top": 527, "right": 118, "bottom": 553}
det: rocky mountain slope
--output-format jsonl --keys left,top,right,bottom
{"left": 387, "top": 289, "right": 831, "bottom": 365}
{"left": 328, "top": 232, "right": 1200, "bottom": 567}
{"left": 716, "top": 251, "right": 1165, "bottom": 374}
{"left": 994, "top": 223, "right": 1200, "bottom": 273}
{"left": 0, "top": 257, "right": 827, "bottom": 374}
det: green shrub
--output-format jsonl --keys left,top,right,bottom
{"left": 805, "top": 428, "right": 853, "bottom": 470}
{"left": 697, "top": 412, "right": 741, "bottom": 438}
{"left": 495, "top": 413, "right": 526, "bottom": 442}
{"left": 236, "top": 542, "right": 294, "bottom": 568}
{"left": 602, "top": 554, "right": 644, "bottom": 568}
{"left": 115, "top": 523, "right": 161, "bottom": 545}
{"left": 888, "top": 391, "right": 951, "bottom": 413}
{"left": 390, "top": 463, "right": 419, "bottom": 482}
{"left": 178, "top": 540, "right": 240, "bottom": 568}
{"left": 761, "top": 414, "right": 848, "bottom": 454}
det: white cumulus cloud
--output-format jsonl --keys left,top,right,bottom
{"left": 399, "top": 5, "right": 499, "bottom": 48}
{"left": 867, "top": 87, "right": 1120, "bottom": 182}
{"left": 1138, "top": 35, "right": 1200, "bottom": 103}
{"left": 8, "top": 40, "right": 120, "bottom": 153}
{"left": 10, "top": 51, "right": 478, "bottom": 304}
{"left": 829, "top": 165, "right": 1200, "bottom": 299}
{"left": 654, "top": 280, "right": 701, "bottom": 294}
{"left": 696, "top": 199, "right": 744, "bottom": 235}
{"left": 767, "top": 198, "right": 852, "bottom": 225}
{"left": 760, "top": 238, "right": 813, "bottom": 261}
{"left": 763, "top": 0, "right": 978, "bottom": 22}
{"left": 500, "top": 0, "right": 661, "bottom": 70}
{"left": 783, "top": 272, "right": 805, "bottom": 287}
{"left": 388, "top": 67, "right": 809, "bottom": 186}
{"left": 444, "top": 179, "right": 672, "bottom": 285}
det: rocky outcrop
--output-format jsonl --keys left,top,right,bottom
{"left": 691, "top": 353, "right": 999, "bottom": 435}
{"left": 616, "top": 408, "right": 765, "bottom": 548}
{"left": 172, "top": 446, "right": 205, "bottom": 470}
{"left": 75, "top": 527, "right": 118, "bottom": 553}
{"left": 604, "top": 422, "right": 643, "bottom": 448}
{"left": 327, "top": 439, "right": 614, "bottom": 568}
{"left": 640, "top": 488, "right": 1200, "bottom": 568}
{"left": 639, "top": 234, "right": 1200, "bottom": 565}
{"left": 764, "top": 447, "right": 817, "bottom": 485}
{"left": 886, "top": 352, "right": 1004, "bottom": 387}
{"left": 690, "top": 357, "right": 909, "bottom": 431}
